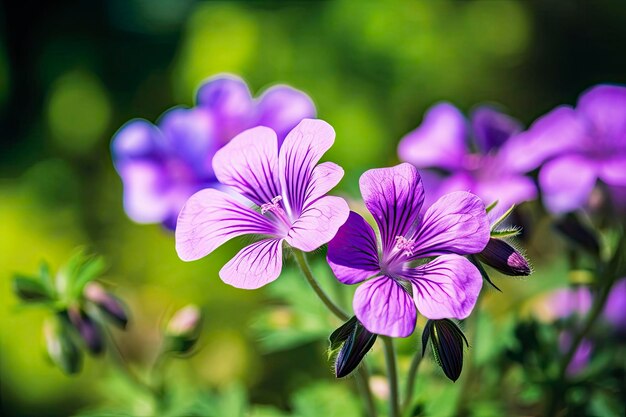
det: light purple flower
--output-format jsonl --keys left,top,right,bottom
{"left": 112, "top": 74, "right": 316, "bottom": 229}
{"left": 175, "top": 119, "right": 349, "bottom": 290}
{"left": 604, "top": 277, "right": 626, "bottom": 330}
{"left": 398, "top": 103, "right": 537, "bottom": 210}
{"left": 327, "top": 163, "right": 490, "bottom": 337}
{"left": 504, "top": 84, "right": 626, "bottom": 214}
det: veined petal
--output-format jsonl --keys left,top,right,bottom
{"left": 327, "top": 212, "right": 381, "bottom": 285}
{"left": 501, "top": 106, "right": 587, "bottom": 173}
{"left": 213, "top": 126, "right": 281, "bottom": 206}
{"left": 353, "top": 275, "right": 416, "bottom": 338}
{"left": 175, "top": 189, "right": 277, "bottom": 261}
{"left": 286, "top": 196, "right": 349, "bottom": 252}
{"left": 219, "top": 238, "right": 283, "bottom": 289}
{"left": 359, "top": 163, "right": 425, "bottom": 255}
{"left": 256, "top": 85, "right": 317, "bottom": 143}
{"left": 407, "top": 255, "right": 483, "bottom": 320}
{"left": 398, "top": 103, "right": 467, "bottom": 170}
{"left": 279, "top": 119, "right": 336, "bottom": 217}
{"left": 411, "top": 191, "right": 489, "bottom": 258}
{"left": 539, "top": 155, "right": 598, "bottom": 214}
{"left": 303, "top": 162, "right": 344, "bottom": 209}
{"left": 577, "top": 84, "right": 626, "bottom": 145}
{"left": 196, "top": 74, "right": 253, "bottom": 141}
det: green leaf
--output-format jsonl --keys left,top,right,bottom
{"left": 485, "top": 200, "right": 499, "bottom": 213}
{"left": 490, "top": 204, "right": 516, "bottom": 230}
{"left": 73, "top": 255, "right": 106, "bottom": 297}
{"left": 13, "top": 275, "right": 52, "bottom": 302}
{"left": 490, "top": 227, "right": 521, "bottom": 239}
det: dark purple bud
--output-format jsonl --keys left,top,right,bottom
{"left": 422, "top": 319, "right": 468, "bottom": 382}
{"left": 164, "top": 305, "right": 202, "bottom": 355}
{"left": 13, "top": 275, "right": 51, "bottom": 302}
{"left": 329, "top": 316, "right": 377, "bottom": 378}
{"left": 44, "top": 316, "right": 82, "bottom": 375}
{"left": 477, "top": 238, "right": 531, "bottom": 276}
{"left": 84, "top": 282, "right": 129, "bottom": 329}
{"left": 67, "top": 307, "right": 104, "bottom": 355}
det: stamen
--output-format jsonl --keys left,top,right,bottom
{"left": 395, "top": 235, "right": 415, "bottom": 256}
{"left": 261, "top": 196, "right": 284, "bottom": 215}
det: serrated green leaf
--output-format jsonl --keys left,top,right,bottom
{"left": 490, "top": 227, "right": 521, "bottom": 239}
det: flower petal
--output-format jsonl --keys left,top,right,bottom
{"left": 196, "top": 74, "right": 253, "bottom": 141}
{"left": 398, "top": 103, "right": 467, "bottom": 170}
{"left": 598, "top": 156, "right": 626, "bottom": 186}
{"left": 175, "top": 188, "right": 276, "bottom": 261}
{"left": 411, "top": 191, "right": 489, "bottom": 258}
{"left": 303, "top": 162, "right": 344, "bottom": 208}
{"left": 539, "top": 155, "right": 598, "bottom": 214}
{"left": 471, "top": 106, "right": 522, "bottom": 153}
{"left": 212, "top": 126, "right": 281, "bottom": 206}
{"left": 473, "top": 175, "right": 538, "bottom": 209}
{"left": 501, "top": 106, "right": 587, "bottom": 172}
{"left": 111, "top": 120, "right": 163, "bottom": 164}
{"left": 279, "top": 119, "right": 336, "bottom": 217}
{"left": 407, "top": 255, "right": 483, "bottom": 320}
{"left": 359, "top": 163, "right": 425, "bottom": 255}
{"left": 219, "top": 238, "right": 284, "bottom": 289}
{"left": 327, "top": 212, "right": 381, "bottom": 285}
{"left": 256, "top": 85, "right": 316, "bottom": 143}
{"left": 285, "top": 196, "right": 349, "bottom": 252}
{"left": 577, "top": 84, "right": 626, "bottom": 145}
{"left": 158, "top": 107, "right": 217, "bottom": 175}
{"left": 353, "top": 275, "right": 416, "bottom": 337}
{"left": 117, "top": 161, "right": 172, "bottom": 224}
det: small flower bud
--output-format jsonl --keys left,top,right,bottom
{"left": 13, "top": 276, "right": 51, "bottom": 302}
{"left": 84, "top": 282, "right": 129, "bottom": 329}
{"left": 67, "top": 307, "right": 104, "bottom": 355}
{"left": 44, "top": 316, "right": 82, "bottom": 375}
{"left": 477, "top": 238, "right": 531, "bottom": 276}
{"left": 164, "top": 305, "right": 202, "bottom": 355}
{"left": 329, "top": 316, "right": 377, "bottom": 378}
{"left": 422, "top": 319, "right": 468, "bottom": 382}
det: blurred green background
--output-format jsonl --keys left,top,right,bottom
{"left": 1, "top": 1, "right": 625, "bottom": 416}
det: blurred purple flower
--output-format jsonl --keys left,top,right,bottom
{"left": 176, "top": 119, "right": 349, "bottom": 289}
{"left": 111, "top": 74, "right": 316, "bottom": 229}
{"left": 327, "top": 163, "right": 489, "bottom": 337}
{"left": 398, "top": 103, "right": 537, "bottom": 209}
{"left": 504, "top": 84, "right": 626, "bottom": 213}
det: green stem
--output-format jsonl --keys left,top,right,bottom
{"left": 106, "top": 329, "right": 156, "bottom": 398}
{"left": 382, "top": 336, "right": 400, "bottom": 417}
{"left": 356, "top": 366, "right": 378, "bottom": 417}
{"left": 546, "top": 279, "right": 615, "bottom": 416}
{"left": 401, "top": 351, "right": 423, "bottom": 415}
{"left": 292, "top": 250, "right": 348, "bottom": 321}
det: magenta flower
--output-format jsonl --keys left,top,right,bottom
{"left": 111, "top": 74, "right": 315, "bottom": 229}
{"left": 175, "top": 119, "right": 349, "bottom": 289}
{"left": 327, "top": 163, "right": 490, "bottom": 337}
{"left": 398, "top": 103, "right": 537, "bottom": 209}
{"left": 503, "top": 84, "right": 626, "bottom": 214}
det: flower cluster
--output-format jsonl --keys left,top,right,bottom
{"left": 112, "top": 75, "right": 315, "bottom": 229}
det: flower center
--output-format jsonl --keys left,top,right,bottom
{"left": 261, "top": 196, "right": 292, "bottom": 234}
{"left": 394, "top": 235, "right": 415, "bottom": 257}
{"left": 261, "top": 196, "right": 284, "bottom": 215}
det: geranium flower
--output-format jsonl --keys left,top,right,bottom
{"left": 503, "top": 84, "right": 626, "bottom": 213}
{"left": 111, "top": 74, "right": 315, "bottom": 229}
{"left": 397, "top": 103, "right": 537, "bottom": 209}
{"left": 175, "top": 119, "right": 349, "bottom": 289}
{"left": 327, "top": 163, "right": 490, "bottom": 337}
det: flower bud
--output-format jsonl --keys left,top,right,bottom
{"left": 422, "top": 319, "right": 468, "bottom": 382}
{"left": 329, "top": 316, "right": 377, "bottom": 378}
{"left": 13, "top": 276, "right": 51, "bottom": 302}
{"left": 477, "top": 238, "right": 531, "bottom": 276}
{"left": 44, "top": 316, "right": 82, "bottom": 375}
{"left": 84, "top": 282, "right": 129, "bottom": 329}
{"left": 164, "top": 305, "right": 202, "bottom": 355}
{"left": 67, "top": 307, "right": 104, "bottom": 355}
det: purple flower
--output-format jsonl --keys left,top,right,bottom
{"left": 503, "top": 84, "right": 626, "bottom": 214}
{"left": 175, "top": 119, "right": 349, "bottom": 289}
{"left": 112, "top": 74, "right": 316, "bottom": 229}
{"left": 398, "top": 103, "right": 537, "bottom": 210}
{"left": 327, "top": 163, "right": 490, "bottom": 337}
